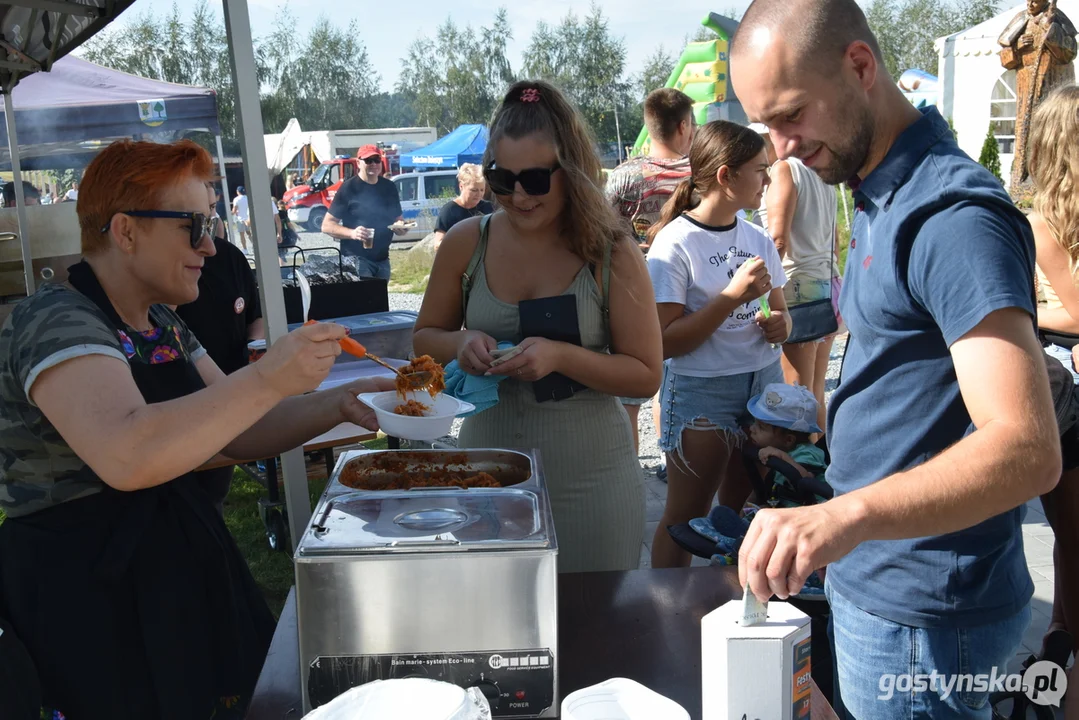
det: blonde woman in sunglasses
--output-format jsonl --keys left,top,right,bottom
{"left": 414, "top": 80, "right": 664, "bottom": 574}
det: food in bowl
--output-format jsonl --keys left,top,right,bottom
{"left": 355, "top": 390, "right": 475, "bottom": 442}
{"left": 393, "top": 399, "right": 430, "bottom": 417}
{"left": 395, "top": 355, "right": 446, "bottom": 398}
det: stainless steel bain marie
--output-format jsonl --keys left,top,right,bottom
{"left": 295, "top": 449, "right": 558, "bottom": 718}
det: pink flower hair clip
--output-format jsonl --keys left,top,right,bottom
{"left": 521, "top": 88, "right": 540, "bottom": 103}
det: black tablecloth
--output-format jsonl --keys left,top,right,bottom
{"left": 245, "top": 566, "right": 837, "bottom": 719}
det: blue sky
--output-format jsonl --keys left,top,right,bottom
{"left": 121, "top": 0, "right": 754, "bottom": 92}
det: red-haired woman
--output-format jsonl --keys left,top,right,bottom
{"left": 0, "top": 139, "right": 394, "bottom": 718}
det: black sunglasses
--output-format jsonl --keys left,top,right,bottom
{"left": 102, "top": 210, "right": 219, "bottom": 249}
{"left": 484, "top": 163, "right": 561, "bottom": 196}
{"left": 362, "top": 157, "right": 382, "bottom": 165}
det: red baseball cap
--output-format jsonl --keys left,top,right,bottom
{"left": 357, "top": 144, "right": 383, "bottom": 160}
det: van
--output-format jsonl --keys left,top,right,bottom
{"left": 391, "top": 170, "right": 461, "bottom": 242}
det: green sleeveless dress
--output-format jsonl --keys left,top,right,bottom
{"left": 457, "top": 224, "right": 645, "bottom": 573}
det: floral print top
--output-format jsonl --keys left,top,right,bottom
{"left": 117, "top": 324, "right": 188, "bottom": 365}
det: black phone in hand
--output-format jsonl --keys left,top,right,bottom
{"left": 519, "top": 294, "right": 587, "bottom": 402}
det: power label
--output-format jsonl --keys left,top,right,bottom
{"left": 791, "top": 635, "right": 812, "bottom": 719}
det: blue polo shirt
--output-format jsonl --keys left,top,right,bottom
{"left": 826, "top": 108, "right": 1036, "bottom": 629}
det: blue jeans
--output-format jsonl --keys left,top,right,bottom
{"left": 349, "top": 255, "right": 391, "bottom": 280}
{"left": 826, "top": 582, "right": 1030, "bottom": 719}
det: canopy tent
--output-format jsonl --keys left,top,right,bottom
{"left": 264, "top": 118, "right": 325, "bottom": 176}
{"left": 399, "top": 124, "right": 488, "bottom": 169}
{"left": 0, "top": 54, "right": 220, "bottom": 170}
{"left": 0, "top": 2, "right": 137, "bottom": 90}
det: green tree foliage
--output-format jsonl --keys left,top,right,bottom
{"left": 80, "top": 0, "right": 1006, "bottom": 165}
{"left": 864, "top": 0, "right": 1002, "bottom": 78}
{"left": 397, "top": 9, "right": 515, "bottom": 133}
{"left": 519, "top": 3, "right": 632, "bottom": 145}
{"left": 82, "top": 1, "right": 380, "bottom": 146}
{"left": 978, "top": 124, "right": 1003, "bottom": 182}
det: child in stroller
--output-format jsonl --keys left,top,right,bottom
{"left": 669, "top": 384, "right": 834, "bottom": 595}
{"left": 744, "top": 383, "right": 831, "bottom": 509}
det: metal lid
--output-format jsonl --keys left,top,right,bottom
{"left": 297, "top": 488, "right": 551, "bottom": 555}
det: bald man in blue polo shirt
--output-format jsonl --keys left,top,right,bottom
{"left": 731, "top": 1, "right": 1061, "bottom": 717}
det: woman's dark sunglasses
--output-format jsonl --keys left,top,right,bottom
{"left": 484, "top": 164, "right": 561, "bottom": 196}
{"left": 101, "top": 210, "right": 220, "bottom": 249}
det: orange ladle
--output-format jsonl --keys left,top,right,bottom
{"left": 304, "top": 320, "right": 433, "bottom": 388}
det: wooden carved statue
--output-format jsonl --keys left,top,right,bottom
{"left": 999, "top": 0, "right": 1078, "bottom": 194}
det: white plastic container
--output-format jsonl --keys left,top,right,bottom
{"left": 701, "top": 600, "right": 812, "bottom": 720}
{"left": 561, "top": 678, "right": 690, "bottom": 720}
{"left": 302, "top": 678, "right": 491, "bottom": 719}
{"left": 356, "top": 390, "right": 475, "bottom": 441}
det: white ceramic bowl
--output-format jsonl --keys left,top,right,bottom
{"left": 356, "top": 390, "right": 475, "bottom": 442}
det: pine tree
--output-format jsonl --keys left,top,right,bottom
{"left": 979, "top": 125, "right": 1002, "bottom": 183}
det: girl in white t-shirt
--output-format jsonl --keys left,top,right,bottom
{"left": 646, "top": 120, "right": 791, "bottom": 568}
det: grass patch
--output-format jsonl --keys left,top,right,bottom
{"left": 227, "top": 436, "right": 390, "bottom": 617}
{"left": 224, "top": 468, "right": 325, "bottom": 618}
{"left": 389, "top": 249, "right": 433, "bottom": 294}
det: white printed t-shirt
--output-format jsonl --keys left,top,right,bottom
{"left": 648, "top": 214, "right": 786, "bottom": 377}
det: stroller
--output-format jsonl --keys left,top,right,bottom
{"left": 666, "top": 439, "right": 834, "bottom": 563}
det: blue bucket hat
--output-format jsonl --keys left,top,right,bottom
{"left": 746, "top": 383, "right": 822, "bottom": 434}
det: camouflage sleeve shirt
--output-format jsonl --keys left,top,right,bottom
{"left": 0, "top": 284, "right": 204, "bottom": 518}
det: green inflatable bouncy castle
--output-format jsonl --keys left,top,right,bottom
{"left": 632, "top": 12, "right": 741, "bottom": 156}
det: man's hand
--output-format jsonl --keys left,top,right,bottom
{"left": 1020, "top": 33, "right": 1035, "bottom": 49}
{"left": 350, "top": 226, "right": 374, "bottom": 242}
{"left": 738, "top": 497, "right": 867, "bottom": 603}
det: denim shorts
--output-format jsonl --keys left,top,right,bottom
{"left": 659, "top": 360, "right": 783, "bottom": 454}
{"left": 826, "top": 581, "right": 1030, "bottom": 719}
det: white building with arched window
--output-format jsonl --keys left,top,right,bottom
{"left": 935, "top": 0, "right": 1078, "bottom": 182}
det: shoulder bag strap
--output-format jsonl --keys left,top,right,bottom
{"left": 460, "top": 214, "right": 491, "bottom": 323}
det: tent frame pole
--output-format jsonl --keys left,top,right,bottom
{"left": 4, "top": 89, "right": 35, "bottom": 296}
{"left": 222, "top": 0, "right": 311, "bottom": 550}
{"left": 215, "top": 133, "right": 238, "bottom": 245}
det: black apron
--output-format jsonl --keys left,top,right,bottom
{"left": 0, "top": 262, "right": 275, "bottom": 720}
